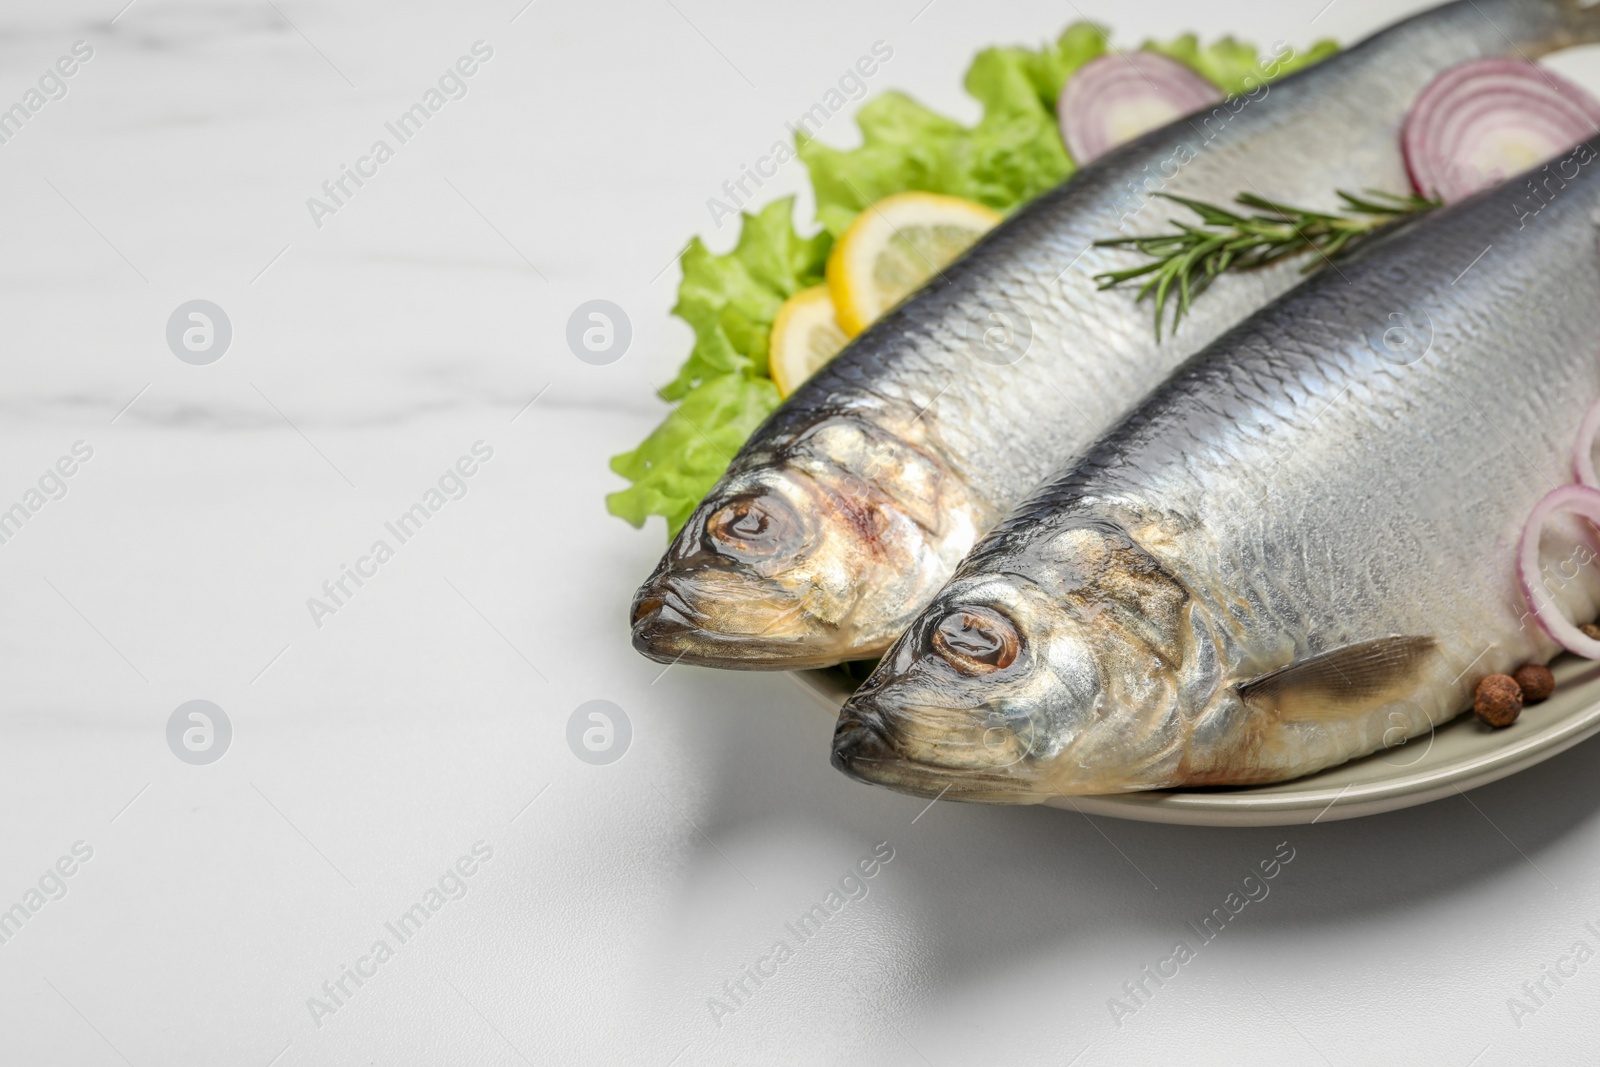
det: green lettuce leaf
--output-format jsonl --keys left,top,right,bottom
{"left": 799, "top": 23, "right": 1108, "bottom": 237}
{"left": 607, "top": 197, "right": 824, "bottom": 533}
{"left": 1143, "top": 33, "right": 1339, "bottom": 96}
{"left": 608, "top": 372, "right": 783, "bottom": 534}
{"left": 608, "top": 22, "right": 1340, "bottom": 537}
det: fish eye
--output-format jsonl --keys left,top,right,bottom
{"left": 931, "top": 606, "right": 1019, "bottom": 674}
{"left": 704, "top": 494, "right": 801, "bottom": 560}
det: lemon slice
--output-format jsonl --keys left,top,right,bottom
{"left": 769, "top": 285, "right": 848, "bottom": 398}
{"left": 826, "top": 191, "right": 1003, "bottom": 337}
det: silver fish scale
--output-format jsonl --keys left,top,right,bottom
{"left": 638, "top": 0, "right": 1600, "bottom": 677}
{"left": 974, "top": 145, "right": 1600, "bottom": 770}
{"left": 745, "top": 0, "right": 1568, "bottom": 517}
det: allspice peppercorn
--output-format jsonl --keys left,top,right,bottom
{"left": 1474, "top": 673, "right": 1522, "bottom": 728}
{"left": 1512, "top": 663, "right": 1555, "bottom": 703}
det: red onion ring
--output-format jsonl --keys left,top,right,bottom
{"left": 1058, "top": 51, "right": 1223, "bottom": 165}
{"left": 1517, "top": 484, "right": 1600, "bottom": 658}
{"left": 1402, "top": 57, "right": 1600, "bottom": 202}
{"left": 1572, "top": 396, "right": 1600, "bottom": 488}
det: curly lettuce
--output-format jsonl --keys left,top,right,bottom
{"left": 800, "top": 22, "right": 1109, "bottom": 237}
{"left": 607, "top": 23, "right": 1338, "bottom": 536}
{"left": 1142, "top": 33, "right": 1339, "bottom": 95}
{"left": 607, "top": 197, "right": 827, "bottom": 533}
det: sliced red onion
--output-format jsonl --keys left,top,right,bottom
{"left": 1058, "top": 51, "right": 1223, "bottom": 165}
{"left": 1517, "top": 484, "right": 1600, "bottom": 658}
{"left": 1573, "top": 396, "right": 1600, "bottom": 488}
{"left": 1402, "top": 57, "right": 1600, "bottom": 202}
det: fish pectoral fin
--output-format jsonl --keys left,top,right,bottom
{"left": 1235, "top": 636, "right": 1437, "bottom": 723}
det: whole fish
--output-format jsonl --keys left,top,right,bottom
{"left": 832, "top": 132, "right": 1600, "bottom": 801}
{"left": 631, "top": 0, "right": 1600, "bottom": 671}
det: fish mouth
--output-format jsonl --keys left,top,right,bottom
{"left": 830, "top": 700, "right": 1044, "bottom": 804}
{"left": 630, "top": 578, "right": 848, "bottom": 671}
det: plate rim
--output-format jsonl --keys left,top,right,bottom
{"left": 789, "top": 661, "right": 1600, "bottom": 827}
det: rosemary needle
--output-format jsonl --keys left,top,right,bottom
{"left": 1093, "top": 190, "right": 1439, "bottom": 338}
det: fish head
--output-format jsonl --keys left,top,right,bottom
{"left": 631, "top": 415, "right": 984, "bottom": 669}
{"left": 832, "top": 521, "right": 1200, "bottom": 800}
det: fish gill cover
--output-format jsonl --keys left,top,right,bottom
{"left": 606, "top": 23, "right": 1339, "bottom": 537}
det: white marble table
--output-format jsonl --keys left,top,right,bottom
{"left": 3, "top": 0, "right": 1599, "bottom": 1063}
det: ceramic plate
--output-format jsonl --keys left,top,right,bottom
{"left": 792, "top": 654, "right": 1600, "bottom": 826}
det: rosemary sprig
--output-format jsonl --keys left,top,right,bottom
{"left": 1093, "top": 190, "right": 1439, "bottom": 338}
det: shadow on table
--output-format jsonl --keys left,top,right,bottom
{"left": 659, "top": 666, "right": 1600, "bottom": 996}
